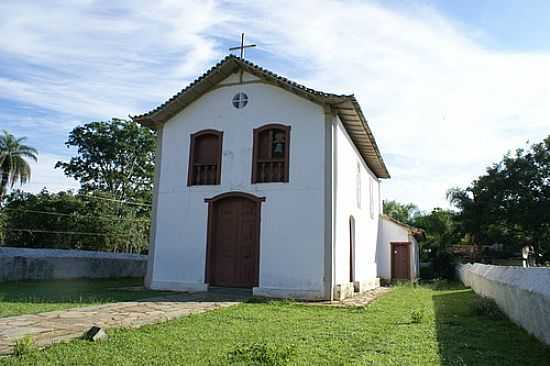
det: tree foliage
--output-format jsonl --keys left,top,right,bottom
{"left": 1, "top": 189, "right": 150, "bottom": 253}
{"left": 383, "top": 200, "right": 419, "bottom": 225}
{"left": 448, "top": 136, "right": 550, "bottom": 262}
{"left": 384, "top": 199, "right": 461, "bottom": 277}
{"left": 414, "top": 208, "right": 461, "bottom": 250}
{"left": 0, "top": 130, "right": 38, "bottom": 201}
{"left": 55, "top": 119, "right": 156, "bottom": 203}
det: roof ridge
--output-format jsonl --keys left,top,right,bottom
{"left": 131, "top": 55, "right": 351, "bottom": 121}
{"left": 131, "top": 54, "right": 390, "bottom": 179}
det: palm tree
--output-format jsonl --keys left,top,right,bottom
{"left": 0, "top": 130, "right": 38, "bottom": 201}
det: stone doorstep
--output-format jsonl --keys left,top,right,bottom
{"left": 309, "top": 286, "right": 391, "bottom": 307}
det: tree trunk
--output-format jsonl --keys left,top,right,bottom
{"left": 0, "top": 171, "right": 9, "bottom": 203}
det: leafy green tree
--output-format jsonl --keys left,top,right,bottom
{"left": 414, "top": 208, "right": 461, "bottom": 251}
{"left": 1, "top": 189, "right": 149, "bottom": 253}
{"left": 55, "top": 119, "right": 156, "bottom": 204}
{"left": 0, "top": 130, "right": 38, "bottom": 202}
{"left": 449, "top": 136, "right": 550, "bottom": 262}
{"left": 383, "top": 200, "right": 419, "bottom": 225}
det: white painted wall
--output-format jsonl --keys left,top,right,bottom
{"left": 377, "top": 217, "right": 419, "bottom": 280}
{"left": 458, "top": 264, "right": 550, "bottom": 345}
{"left": 150, "top": 71, "right": 327, "bottom": 297}
{"left": 333, "top": 116, "right": 381, "bottom": 287}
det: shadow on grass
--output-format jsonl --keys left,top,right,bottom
{"left": 0, "top": 279, "right": 253, "bottom": 309}
{"left": 420, "top": 279, "right": 466, "bottom": 291}
{"left": 432, "top": 287, "right": 550, "bottom": 366}
{"left": 0, "top": 278, "right": 174, "bottom": 307}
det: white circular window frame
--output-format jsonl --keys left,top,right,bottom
{"left": 232, "top": 92, "right": 249, "bottom": 109}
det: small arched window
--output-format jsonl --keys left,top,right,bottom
{"left": 252, "top": 124, "right": 290, "bottom": 183}
{"left": 187, "top": 129, "right": 223, "bottom": 186}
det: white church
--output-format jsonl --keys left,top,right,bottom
{"left": 133, "top": 55, "right": 421, "bottom": 300}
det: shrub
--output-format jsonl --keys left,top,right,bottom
{"left": 471, "top": 297, "right": 505, "bottom": 320}
{"left": 410, "top": 309, "right": 424, "bottom": 323}
{"left": 419, "top": 263, "right": 434, "bottom": 280}
{"left": 226, "top": 342, "right": 296, "bottom": 365}
{"left": 1, "top": 190, "right": 150, "bottom": 253}
{"left": 432, "top": 251, "right": 457, "bottom": 280}
{"left": 13, "top": 336, "right": 35, "bottom": 357}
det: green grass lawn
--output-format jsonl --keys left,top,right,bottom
{"left": 0, "top": 278, "right": 169, "bottom": 318}
{"left": 2, "top": 283, "right": 549, "bottom": 365}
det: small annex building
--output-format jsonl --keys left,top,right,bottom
{"left": 134, "top": 55, "right": 414, "bottom": 300}
{"left": 377, "top": 215, "right": 423, "bottom": 282}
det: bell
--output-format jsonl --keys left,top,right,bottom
{"left": 273, "top": 142, "right": 284, "bottom": 155}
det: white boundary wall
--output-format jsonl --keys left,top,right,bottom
{"left": 0, "top": 247, "right": 146, "bottom": 282}
{"left": 457, "top": 263, "right": 550, "bottom": 345}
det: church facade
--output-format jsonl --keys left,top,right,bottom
{"left": 134, "top": 56, "right": 414, "bottom": 300}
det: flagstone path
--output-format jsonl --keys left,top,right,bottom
{"left": 0, "top": 290, "right": 247, "bottom": 356}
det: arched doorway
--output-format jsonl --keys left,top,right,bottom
{"left": 205, "top": 192, "right": 264, "bottom": 288}
{"left": 349, "top": 216, "right": 356, "bottom": 283}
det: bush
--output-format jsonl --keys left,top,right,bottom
{"left": 13, "top": 336, "right": 35, "bottom": 357}
{"left": 471, "top": 297, "right": 505, "bottom": 320}
{"left": 1, "top": 190, "right": 150, "bottom": 253}
{"left": 410, "top": 309, "right": 424, "bottom": 323}
{"left": 419, "top": 263, "right": 434, "bottom": 280}
{"left": 226, "top": 342, "right": 296, "bottom": 365}
{"left": 432, "top": 251, "right": 457, "bottom": 280}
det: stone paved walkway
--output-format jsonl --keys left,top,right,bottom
{"left": 0, "top": 290, "right": 247, "bottom": 355}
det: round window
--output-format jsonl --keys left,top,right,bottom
{"left": 232, "top": 92, "right": 248, "bottom": 109}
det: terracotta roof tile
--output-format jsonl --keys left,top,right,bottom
{"left": 132, "top": 55, "right": 390, "bottom": 178}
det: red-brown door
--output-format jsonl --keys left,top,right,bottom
{"left": 206, "top": 193, "right": 262, "bottom": 288}
{"left": 391, "top": 242, "right": 411, "bottom": 280}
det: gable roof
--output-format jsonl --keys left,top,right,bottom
{"left": 132, "top": 55, "right": 390, "bottom": 178}
{"left": 382, "top": 214, "right": 426, "bottom": 240}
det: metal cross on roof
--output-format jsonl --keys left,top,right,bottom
{"left": 229, "top": 33, "right": 256, "bottom": 59}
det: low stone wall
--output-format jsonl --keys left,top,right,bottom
{"left": 0, "top": 247, "right": 146, "bottom": 282}
{"left": 457, "top": 263, "right": 550, "bottom": 345}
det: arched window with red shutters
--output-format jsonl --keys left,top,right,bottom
{"left": 252, "top": 124, "right": 290, "bottom": 183}
{"left": 187, "top": 129, "right": 223, "bottom": 186}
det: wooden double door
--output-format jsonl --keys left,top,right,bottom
{"left": 391, "top": 242, "right": 411, "bottom": 280}
{"left": 206, "top": 193, "right": 263, "bottom": 288}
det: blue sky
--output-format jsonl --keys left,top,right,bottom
{"left": 1, "top": 0, "right": 549, "bottom": 210}
{"left": 427, "top": 0, "right": 550, "bottom": 51}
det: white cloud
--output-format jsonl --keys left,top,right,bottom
{"left": 226, "top": 0, "right": 550, "bottom": 209}
{"left": 1, "top": 0, "right": 549, "bottom": 210}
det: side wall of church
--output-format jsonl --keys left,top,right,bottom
{"left": 333, "top": 115, "right": 382, "bottom": 294}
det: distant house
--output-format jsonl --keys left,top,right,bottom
{"left": 377, "top": 215, "right": 423, "bottom": 282}
{"left": 134, "top": 55, "right": 416, "bottom": 300}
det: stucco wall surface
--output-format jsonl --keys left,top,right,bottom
{"left": 458, "top": 263, "right": 550, "bottom": 345}
{"left": 151, "top": 72, "right": 326, "bottom": 296}
{"left": 333, "top": 116, "right": 381, "bottom": 286}
{"left": 0, "top": 247, "right": 146, "bottom": 282}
